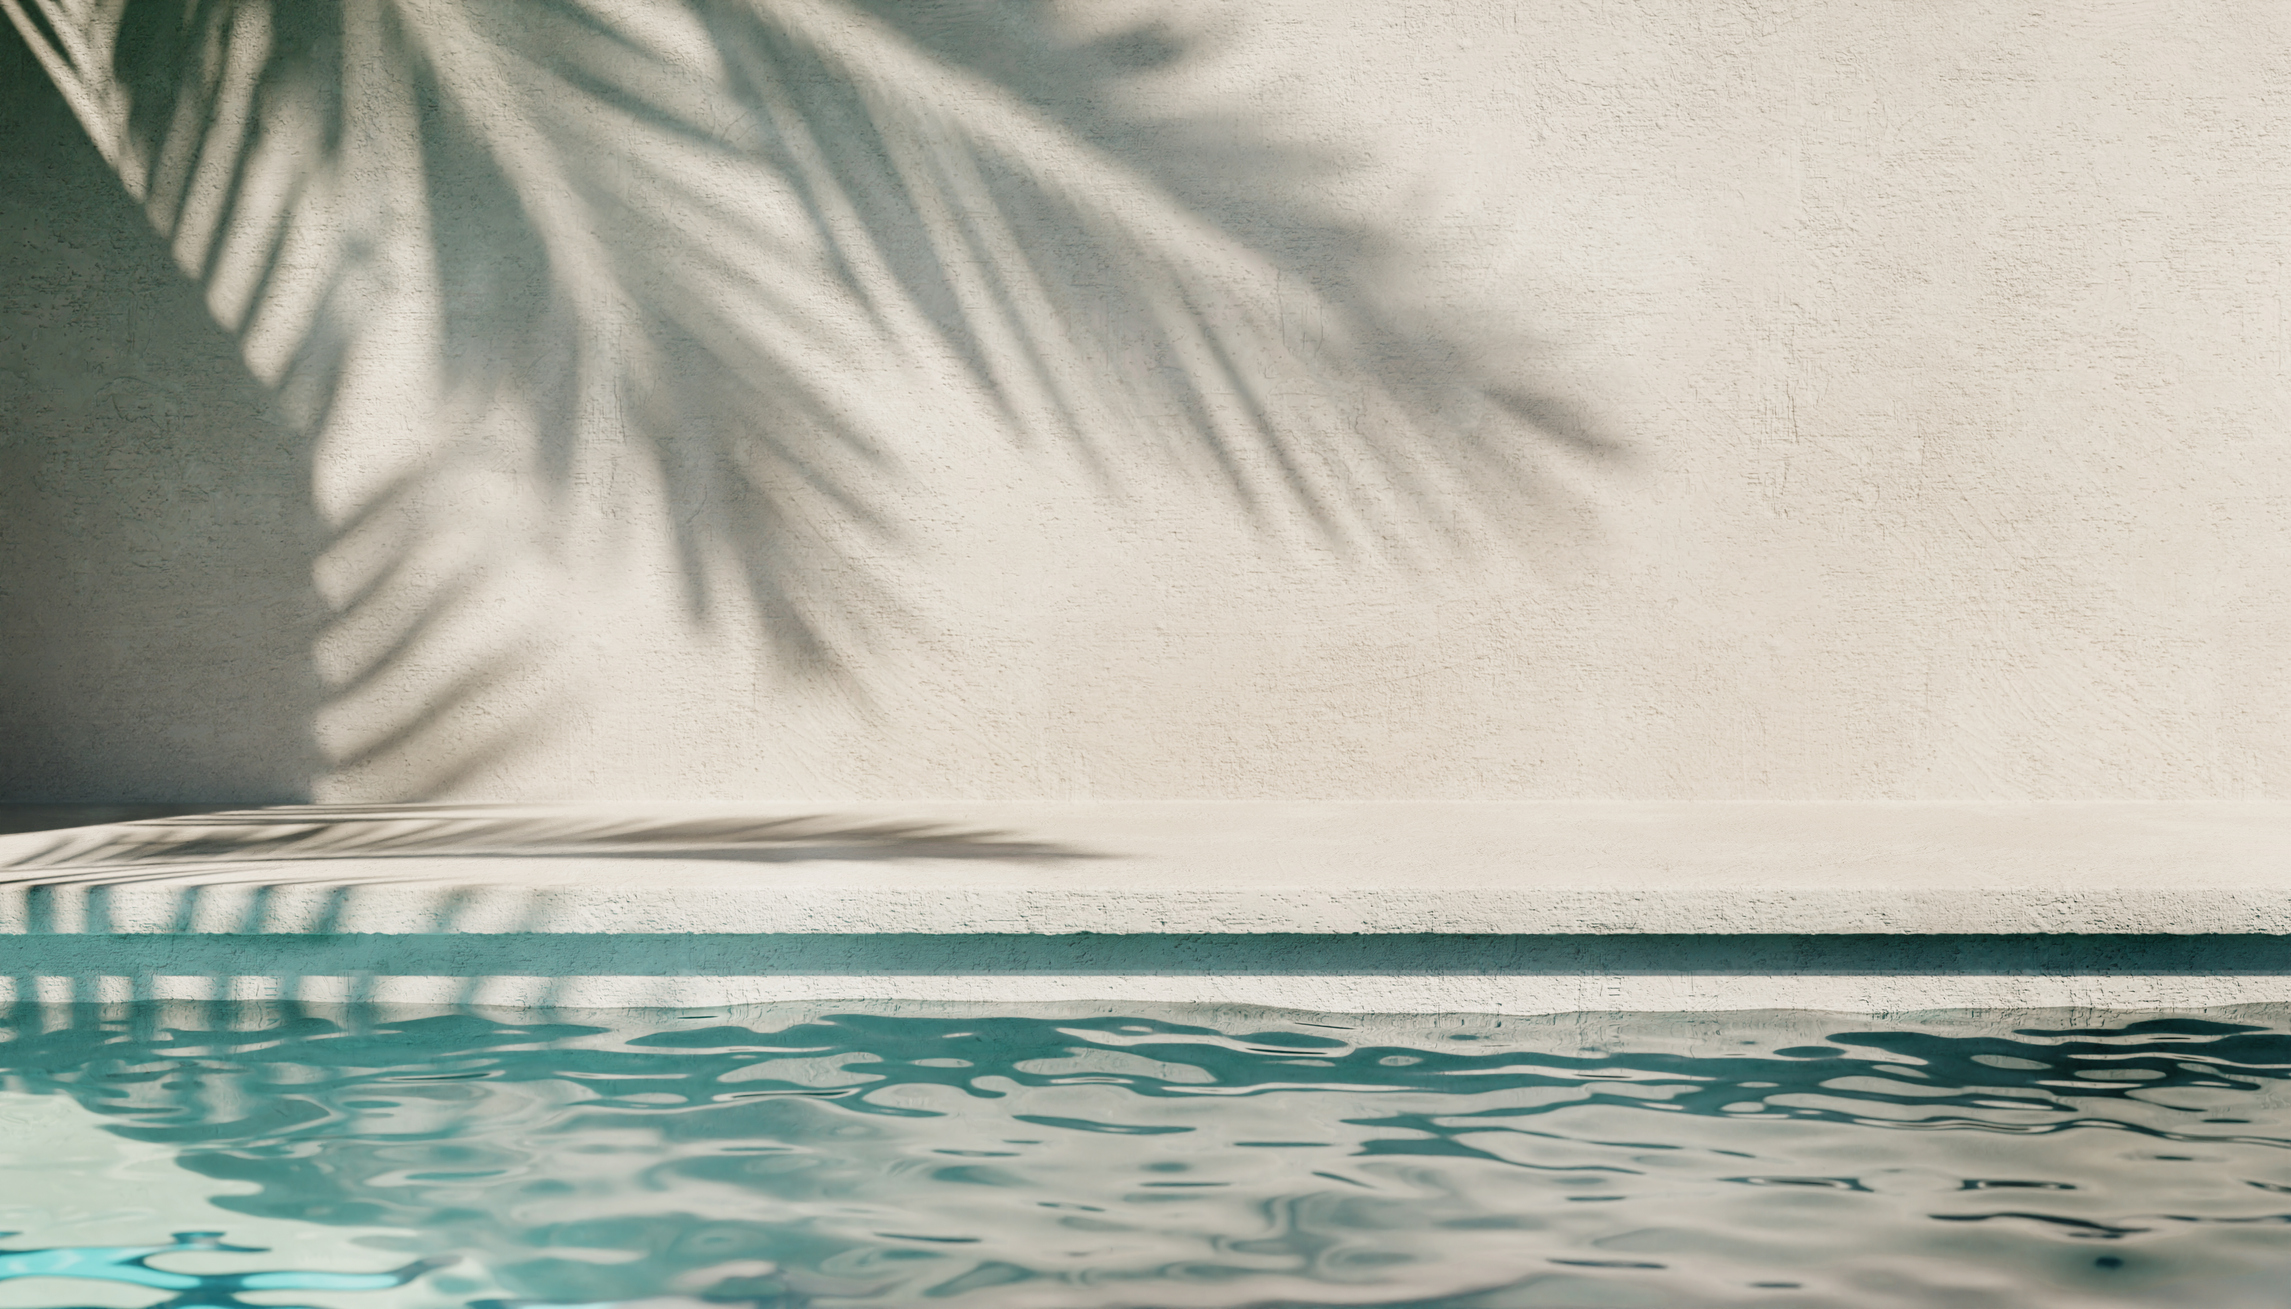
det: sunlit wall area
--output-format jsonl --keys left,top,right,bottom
{"left": 3, "top": 1, "right": 2288, "bottom": 804}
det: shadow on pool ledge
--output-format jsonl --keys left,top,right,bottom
{"left": 0, "top": 806, "right": 1103, "bottom": 885}
{"left": 0, "top": 806, "right": 242, "bottom": 838}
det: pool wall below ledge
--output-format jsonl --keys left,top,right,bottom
{"left": 1, "top": 801, "right": 2286, "bottom": 1013}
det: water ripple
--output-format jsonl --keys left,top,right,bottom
{"left": 4, "top": 1003, "right": 2291, "bottom": 1306}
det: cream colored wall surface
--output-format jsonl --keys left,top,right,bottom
{"left": 4, "top": 1, "right": 2289, "bottom": 804}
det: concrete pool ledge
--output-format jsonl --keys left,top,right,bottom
{"left": 0, "top": 802, "right": 2287, "bottom": 1012}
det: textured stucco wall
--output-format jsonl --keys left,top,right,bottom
{"left": 0, "top": 32, "right": 328, "bottom": 801}
{"left": 5, "top": 2, "right": 2290, "bottom": 804}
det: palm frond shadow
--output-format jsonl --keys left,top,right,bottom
{"left": 0, "top": 805, "right": 1101, "bottom": 888}
{"left": 7, "top": 0, "right": 1621, "bottom": 795}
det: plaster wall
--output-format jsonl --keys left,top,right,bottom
{"left": 5, "top": 1, "right": 2290, "bottom": 804}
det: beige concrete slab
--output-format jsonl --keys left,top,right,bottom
{"left": 1, "top": 801, "right": 2286, "bottom": 936}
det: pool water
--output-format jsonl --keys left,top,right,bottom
{"left": 3, "top": 1001, "right": 2290, "bottom": 1308}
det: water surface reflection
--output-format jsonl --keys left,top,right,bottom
{"left": 4, "top": 1003, "right": 2291, "bottom": 1307}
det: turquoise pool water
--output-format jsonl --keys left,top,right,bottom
{"left": 2, "top": 1002, "right": 2289, "bottom": 1308}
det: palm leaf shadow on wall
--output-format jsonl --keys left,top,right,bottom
{"left": 6, "top": 0, "right": 1622, "bottom": 797}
